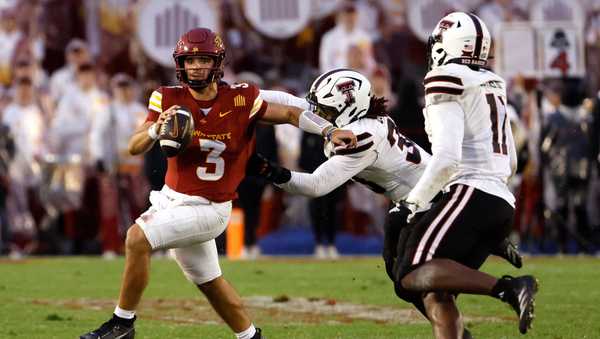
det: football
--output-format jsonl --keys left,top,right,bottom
{"left": 158, "top": 106, "right": 195, "bottom": 157}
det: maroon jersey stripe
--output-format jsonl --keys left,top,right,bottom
{"left": 425, "top": 86, "right": 464, "bottom": 95}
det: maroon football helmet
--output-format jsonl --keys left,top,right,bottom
{"left": 173, "top": 28, "right": 225, "bottom": 90}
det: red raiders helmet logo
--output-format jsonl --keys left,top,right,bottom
{"left": 336, "top": 80, "right": 356, "bottom": 104}
{"left": 438, "top": 20, "right": 453, "bottom": 31}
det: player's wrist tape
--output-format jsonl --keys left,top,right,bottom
{"left": 299, "top": 110, "right": 334, "bottom": 136}
{"left": 324, "top": 126, "right": 338, "bottom": 141}
{"left": 147, "top": 123, "right": 159, "bottom": 140}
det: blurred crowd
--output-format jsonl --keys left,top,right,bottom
{"left": 0, "top": 0, "right": 599, "bottom": 259}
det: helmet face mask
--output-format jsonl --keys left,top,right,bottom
{"left": 426, "top": 34, "right": 444, "bottom": 71}
{"left": 428, "top": 12, "right": 491, "bottom": 71}
{"left": 173, "top": 28, "right": 225, "bottom": 90}
{"left": 306, "top": 69, "right": 372, "bottom": 128}
{"left": 306, "top": 91, "right": 339, "bottom": 122}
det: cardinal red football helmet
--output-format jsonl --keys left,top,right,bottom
{"left": 173, "top": 28, "right": 225, "bottom": 90}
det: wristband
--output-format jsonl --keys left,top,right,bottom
{"left": 299, "top": 110, "right": 334, "bottom": 136}
{"left": 147, "top": 123, "right": 159, "bottom": 140}
{"left": 324, "top": 126, "right": 338, "bottom": 141}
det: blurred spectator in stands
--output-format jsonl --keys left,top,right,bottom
{"left": 235, "top": 72, "right": 277, "bottom": 260}
{"left": 0, "top": 121, "right": 14, "bottom": 255}
{"left": 0, "top": 8, "right": 23, "bottom": 86}
{"left": 85, "top": 73, "right": 148, "bottom": 259}
{"left": 109, "top": 73, "right": 149, "bottom": 225}
{"left": 299, "top": 131, "right": 343, "bottom": 259}
{"left": 3, "top": 77, "right": 46, "bottom": 257}
{"left": 371, "top": 5, "right": 426, "bottom": 148}
{"left": 49, "top": 62, "right": 109, "bottom": 253}
{"left": 593, "top": 90, "right": 600, "bottom": 181}
{"left": 541, "top": 78, "right": 595, "bottom": 253}
{"left": 353, "top": 0, "right": 385, "bottom": 40}
{"left": 370, "top": 65, "right": 397, "bottom": 116}
{"left": 12, "top": 0, "right": 45, "bottom": 63}
{"left": 347, "top": 44, "right": 372, "bottom": 75}
{"left": 94, "top": 0, "right": 137, "bottom": 76}
{"left": 590, "top": 91, "right": 600, "bottom": 245}
{"left": 319, "top": 1, "right": 374, "bottom": 73}
{"left": 476, "top": 0, "right": 529, "bottom": 36}
{"left": 220, "top": 1, "right": 270, "bottom": 75}
{"left": 586, "top": 5, "right": 600, "bottom": 93}
{"left": 12, "top": 57, "right": 49, "bottom": 91}
{"left": 49, "top": 39, "right": 91, "bottom": 100}
{"left": 39, "top": 0, "right": 86, "bottom": 74}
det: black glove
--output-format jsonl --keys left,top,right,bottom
{"left": 95, "top": 160, "right": 106, "bottom": 173}
{"left": 383, "top": 203, "right": 411, "bottom": 281}
{"left": 246, "top": 153, "right": 291, "bottom": 185}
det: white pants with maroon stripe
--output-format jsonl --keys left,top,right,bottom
{"left": 136, "top": 185, "right": 232, "bottom": 284}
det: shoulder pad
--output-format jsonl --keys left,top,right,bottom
{"left": 424, "top": 65, "right": 468, "bottom": 106}
{"left": 424, "top": 66, "right": 464, "bottom": 94}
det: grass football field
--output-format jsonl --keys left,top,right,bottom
{"left": 1, "top": 255, "right": 599, "bottom": 338}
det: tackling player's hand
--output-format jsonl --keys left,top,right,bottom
{"left": 246, "top": 153, "right": 291, "bottom": 184}
{"left": 329, "top": 129, "right": 357, "bottom": 148}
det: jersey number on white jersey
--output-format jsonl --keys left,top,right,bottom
{"left": 386, "top": 118, "right": 421, "bottom": 164}
{"left": 485, "top": 94, "right": 508, "bottom": 155}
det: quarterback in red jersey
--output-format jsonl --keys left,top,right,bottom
{"left": 80, "top": 28, "right": 355, "bottom": 339}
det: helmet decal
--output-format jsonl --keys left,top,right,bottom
{"left": 307, "top": 69, "right": 372, "bottom": 128}
{"left": 336, "top": 80, "right": 356, "bottom": 104}
{"left": 214, "top": 34, "right": 224, "bottom": 50}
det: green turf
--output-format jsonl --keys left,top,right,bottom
{"left": 1, "top": 256, "right": 599, "bottom": 338}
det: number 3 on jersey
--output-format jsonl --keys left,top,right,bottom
{"left": 386, "top": 118, "right": 421, "bottom": 164}
{"left": 197, "top": 139, "right": 225, "bottom": 181}
{"left": 485, "top": 93, "right": 508, "bottom": 155}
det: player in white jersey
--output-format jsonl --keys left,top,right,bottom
{"left": 381, "top": 12, "right": 539, "bottom": 338}
{"left": 252, "top": 68, "right": 523, "bottom": 337}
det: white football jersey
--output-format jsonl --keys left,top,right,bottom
{"left": 423, "top": 63, "right": 516, "bottom": 205}
{"left": 323, "top": 116, "right": 431, "bottom": 203}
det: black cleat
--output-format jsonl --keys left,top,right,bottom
{"left": 80, "top": 316, "right": 135, "bottom": 339}
{"left": 251, "top": 327, "right": 263, "bottom": 339}
{"left": 463, "top": 327, "right": 474, "bottom": 339}
{"left": 493, "top": 238, "right": 523, "bottom": 269}
{"left": 499, "top": 275, "right": 539, "bottom": 334}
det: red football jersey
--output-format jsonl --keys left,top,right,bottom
{"left": 145, "top": 82, "right": 268, "bottom": 202}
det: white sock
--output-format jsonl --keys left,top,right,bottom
{"left": 114, "top": 306, "right": 136, "bottom": 319}
{"left": 235, "top": 324, "right": 256, "bottom": 339}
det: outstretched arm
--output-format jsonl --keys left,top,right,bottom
{"left": 248, "top": 149, "right": 377, "bottom": 197}
{"left": 259, "top": 90, "right": 357, "bottom": 147}
{"left": 281, "top": 152, "right": 377, "bottom": 197}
